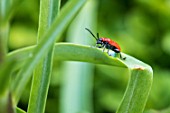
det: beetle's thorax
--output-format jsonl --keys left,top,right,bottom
{"left": 100, "top": 37, "right": 121, "bottom": 51}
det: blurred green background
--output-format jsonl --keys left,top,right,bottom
{"left": 8, "top": 0, "right": 170, "bottom": 113}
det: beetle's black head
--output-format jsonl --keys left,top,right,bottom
{"left": 97, "top": 38, "right": 103, "bottom": 44}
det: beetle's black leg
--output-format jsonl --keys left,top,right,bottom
{"left": 103, "top": 44, "right": 106, "bottom": 52}
{"left": 107, "top": 49, "right": 109, "bottom": 54}
{"left": 107, "top": 49, "right": 111, "bottom": 56}
{"left": 120, "top": 53, "right": 126, "bottom": 60}
{"left": 97, "top": 46, "right": 103, "bottom": 48}
{"left": 96, "top": 43, "right": 104, "bottom": 48}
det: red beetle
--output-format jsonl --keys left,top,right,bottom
{"left": 85, "top": 28, "right": 126, "bottom": 60}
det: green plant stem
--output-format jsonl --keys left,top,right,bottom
{"left": 0, "top": 0, "right": 24, "bottom": 112}
{"left": 0, "top": 0, "right": 23, "bottom": 58}
{"left": 0, "top": 23, "right": 9, "bottom": 64}
{"left": 11, "top": 0, "right": 87, "bottom": 105}
{"left": 0, "top": 22, "right": 9, "bottom": 90}
{"left": 0, "top": 91, "right": 14, "bottom": 113}
{"left": 0, "top": 2, "right": 13, "bottom": 112}
{"left": 60, "top": 1, "right": 97, "bottom": 113}
{"left": 27, "top": 0, "right": 60, "bottom": 113}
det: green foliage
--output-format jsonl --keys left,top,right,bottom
{"left": 117, "top": 68, "right": 152, "bottom": 113}
{"left": 11, "top": 0, "right": 87, "bottom": 105}
{"left": 3, "top": 0, "right": 170, "bottom": 113}
{"left": 8, "top": 43, "right": 153, "bottom": 113}
{"left": 27, "top": 0, "right": 61, "bottom": 113}
{"left": 16, "top": 107, "right": 26, "bottom": 113}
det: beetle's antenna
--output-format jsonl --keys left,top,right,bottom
{"left": 85, "top": 28, "right": 98, "bottom": 40}
{"left": 97, "top": 33, "right": 99, "bottom": 39}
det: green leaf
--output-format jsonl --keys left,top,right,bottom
{"left": 0, "top": 0, "right": 22, "bottom": 23}
{"left": 0, "top": 0, "right": 23, "bottom": 112}
{"left": 116, "top": 68, "right": 153, "bottom": 113}
{"left": 115, "top": 49, "right": 153, "bottom": 113}
{"left": 9, "top": 42, "right": 153, "bottom": 112}
{"left": 11, "top": 0, "right": 87, "bottom": 105}
{"left": 16, "top": 107, "right": 26, "bottom": 113}
{"left": 144, "top": 106, "right": 170, "bottom": 113}
{"left": 0, "top": 12, "right": 12, "bottom": 113}
{"left": 0, "top": 59, "right": 15, "bottom": 95}
{"left": 0, "top": 0, "right": 23, "bottom": 61}
{"left": 27, "top": 0, "right": 61, "bottom": 113}
{"left": 8, "top": 43, "right": 126, "bottom": 68}
{"left": 0, "top": 92, "right": 14, "bottom": 113}
{"left": 0, "top": 23, "right": 9, "bottom": 63}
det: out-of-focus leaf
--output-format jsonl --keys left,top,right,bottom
{"left": 16, "top": 107, "right": 26, "bottom": 113}
{"left": 11, "top": 0, "right": 87, "bottom": 105}
{"left": 27, "top": 0, "right": 61, "bottom": 112}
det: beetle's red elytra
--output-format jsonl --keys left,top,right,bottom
{"left": 85, "top": 28, "right": 126, "bottom": 60}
